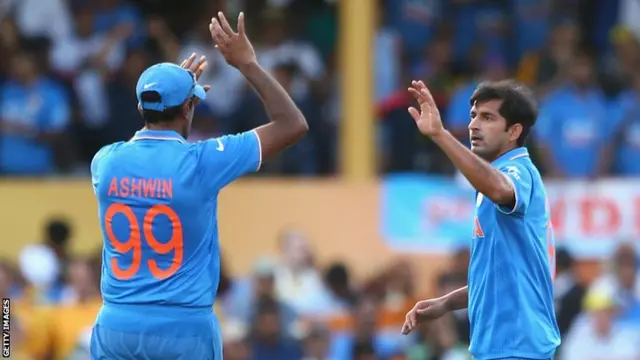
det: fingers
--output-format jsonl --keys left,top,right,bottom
{"left": 217, "top": 11, "right": 236, "bottom": 35}
{"left": 193, "top": 57, "right": 207, "bottom": 78}
{"left": 237, "top": 12, "right": 246, "bottom": 35}
{"left": 411, "top": 80, "right": 436, "bottom": 105}
{"left": 209, "top": 17, "right": 231, "bottom": 47}
{"left": 401, "top": 310, "right": 417, "bottom": 335}
{"left": 181, "top": 53, "right": 196, "bottom": 69}
{"left": 408, "top": 107, "right": 420, "bottom": 122}
{"left": 401, "top": 322, "right": 411, "bottom": 335}
{"left": 408, "top": 87, "right": 424, "bottom": 102}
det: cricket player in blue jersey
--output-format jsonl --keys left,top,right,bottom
{"left": 89, "top": 11, "right": 308, "bottom": 360}
{"left": 400, "top": 80, "right": 561, "bottom": 360}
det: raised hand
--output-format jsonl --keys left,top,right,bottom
{"left": 209, "top": 11, "right": 256, "bottom": 69}
{"left": 180, "top": 53, "right": 211, "bottom": 94}
{"left": 407, "top": 80, "right": 444, "bottom": 137}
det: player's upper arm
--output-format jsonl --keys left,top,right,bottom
{"left": 495, "top": 162, "right": 533, "bottom": 216}
{"left": 197, "top": 130, "right": 262, "bottom": 189}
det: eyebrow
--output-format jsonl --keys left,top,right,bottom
{"left": 471, "top": 110, "right": 496, "bottom": 117}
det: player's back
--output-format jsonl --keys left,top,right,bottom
{"left": 94, "top": 138, "right": 220, "bottom": 309}
{"left": 469, "top": 147, "right": 560, "bottom": 360}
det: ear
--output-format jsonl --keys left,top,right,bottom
{"left": 182, "top": 100, "right": 192, "bottom": 118}
{"left": 509, "top": 123, "right": 523, "bottom": 143}
{"left": 137, "top": 103, "right": 143, "bottom": 116}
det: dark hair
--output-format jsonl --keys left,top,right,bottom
{"left": 46, "top": 218, "right": 71, "bottom": 246}
{"left": 140, "top": 91, "right": 186, "bottom": 124}
{"left": 352, "top": 340, "right": 375, "bottom": 358}
{"left": 255, "top": 296, "right": 280, "bottom": 315}
{"left": 325, "top": 262, "right": 349, "bottom": 287}
{"left": 555, "top": 248, "right": 573, "bottom": 273}
{"left": 470, "top": 80, "right": 537, "bottom": 146}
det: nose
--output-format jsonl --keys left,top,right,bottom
{"left": 468, "top": 116, "right": 480, "bottom": 131}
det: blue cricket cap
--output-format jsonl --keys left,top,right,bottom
{"left": 136, "top": 63, "right": 206, "bottom": 112}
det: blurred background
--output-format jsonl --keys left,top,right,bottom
{"left": 0, "top": 0, "right": 640, "bottom": 359}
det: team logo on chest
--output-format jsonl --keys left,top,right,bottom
{"left": 473, "top": 216, "right": 485, "bottom": 238}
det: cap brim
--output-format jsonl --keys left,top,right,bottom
{"left": 193, "top": 84, "right": 207, "bottom": 100}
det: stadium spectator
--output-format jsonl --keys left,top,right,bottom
{"left": 609, "top": 70, "right": 640, "bottom": 175}
{"left": 590, "top": 242, "right": 640, "bottom": 323}
{"left": 17, "top": 218, "right": 71, "bottom": 304}
{"left": 301, "top": 323, "right": 333, "bottom": 360}
{"left": 222, "top": 319, "right": 252, "bottom": 360}
{"left": 515, "top": 20, "right": 579, "bottom": 93}
{"left": 249, "top": 297, "right": 303, "bottom": 360}
{"left": 274, "top": 229, "right": 334, "bottom": 317}
{"left": 220, "top": 257, "right": 298, "bottom": 337}
{"left": 536, "top": 48, "right": 611, "bottom": 178}
{"left": 554, "top": 247, "right": 587, "bottom": 337}
{"left": 0, "top": 47, "right": 72, "bottom": 175}
{"left": 561, "top": 289, "right": 640, "bottom": 360}
{"left": 49, "top": 256, "right": 102, "bottom": 360}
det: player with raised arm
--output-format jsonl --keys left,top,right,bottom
{"left": 400, "top": 80, "right": 560, "bottom": 360}
{"left": 89, "top": 11, "right": 307, "bottom": 360}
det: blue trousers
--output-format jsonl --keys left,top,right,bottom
{"left": 90, "top": 303, "right": 222, "bottom": 360}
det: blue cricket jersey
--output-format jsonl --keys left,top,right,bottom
{"left": 90, "top": 129, "right": 261, "bottom": 334}
{"left": 469, "top": 147, "right": 561, "bottom": 360}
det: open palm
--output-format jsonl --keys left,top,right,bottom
{"left": 408, "top": 80, "right": 444, "bottom": 137}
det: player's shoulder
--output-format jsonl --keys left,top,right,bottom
{"left": 90, "top": 141, "right": 127, "bottom": 175}
{"left": 191, "top": 131, "right": 260, "bottom": 155}
{"left": 92, "top": 142, "right": 125, "bottom": 164}
{"left": 498, "top": 157, "right": 532, "bottom": 175}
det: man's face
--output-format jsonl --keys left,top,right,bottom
{"left": 255, "top": 311, "right": 280, "bottom": 341}
{"left": 616, "top": 257, "right": 637, "bottom": 290}
{"left": 255, "top": 275, "right": 274, "bottom": 297}
{"left": 469, "top": 99, "right": 520, "bottom": 160}
{"left": 11, "top": 53, "right": 37, "bottom": 82}
{"left": 570, "top": 56, "right": 594, "bottom": 87}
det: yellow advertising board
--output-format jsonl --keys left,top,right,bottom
{"left": 0, "top": 179, "right": 451, "bottom": 295}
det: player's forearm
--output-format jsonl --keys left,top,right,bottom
{"left": 431, "top": 130, "right": 513, "bottom": 204}
{"left": 443, "top": 285, "right": 468, "bottom": 311}
{"left": 238, "top": 62, "right": 308, "bottom": 137}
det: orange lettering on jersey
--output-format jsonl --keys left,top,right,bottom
{"left": 130, "top": 178, "right": 142, "bottom": 198}
{"left": 162, "top": 179, "right": 173, "bottom": 199}
{"left": 473, "top": 216, "right": 485, "bottom": 238}
{"left": 119, "top": 178, "right": 130, "bottom": 197}
{"left": 108, "top": 177, "right": 119, "bottom": 197}
{"left": 142, "top": 179, "right": 158, "bottom": 198}
{"left": 109, "top": 178, "right": 172, "bottom": 200}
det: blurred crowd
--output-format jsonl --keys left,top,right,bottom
{"left": 2, "top": 218, "right": 639, "bottom": 360}
{"left": 1, "top": 0, "right": 640, "bottom": 177}
{"left": 2, "top": 0, "right": 640, "bottom": 359}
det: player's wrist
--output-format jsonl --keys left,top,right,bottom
{"left": 237, "top": 60, "right": 259, "bottom": 74}
{"left": 441, "top": 295, "right": 455, "bottom": 312}
{"left": 428, "top": 128, "right": 449, "bottom": 142}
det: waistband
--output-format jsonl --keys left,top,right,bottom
{"left": 96, "top": 302, "right": 218, "bottom": 337}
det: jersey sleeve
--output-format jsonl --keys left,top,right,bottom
{"left": 496, "top": 162, "right": 533, "bottom": 216}
{"left": 197, "top": 130, "right": 262, "bottom": 189}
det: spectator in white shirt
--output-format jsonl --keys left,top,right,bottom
{"left": 561, "top": 290, "right": 640, "bottom": 360}
{"left": 590, "top": 242, "right": 640, "bottom": 315}
{"left": 274, "top": 229, "right": 334, "bottom": 317}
